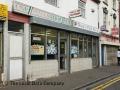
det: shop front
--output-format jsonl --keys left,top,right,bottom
{"left": 9, "top": 1, "right": 100, "bottom": 80}
{"left": 100, "top": 33, "right": 120, "bottom": 66}
{"left": 28, "top": 17, "right": 99, "bottom": 80}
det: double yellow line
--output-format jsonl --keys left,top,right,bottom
{"left": 91, "top": 76, "right": 120, "bottom": 90}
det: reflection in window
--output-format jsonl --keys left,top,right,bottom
{"left": 47, "top": 29, "right": 58, "bottom": 59}
{"left": 31, "top": 25, "right": 45, "bottom": 60}
{"left": 8, "top": 21, "right": 24, "bottom": 33}
{"left": 71, "top": 34, "right": 79, "bottom": 58}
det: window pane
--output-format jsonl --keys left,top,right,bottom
{"left": 78, "top": 0, "right": 86, "bottom": 18}
{"left": 84, "top": 41, "right": 88, "bottom": 57}
{"left": 31, "top": 25, "right": 45, "bottom": 60}
{"left": 71, "top": 39, "right": 78, "bottom": 58}
{"left": 45, "top": 0, "right": 57, "bottom": 6}
{"left": 88, "top": 42, "right": 92, "bottom": 57}
{"left": 47, "top": 29, "right": 58, "bottom": 59}
{"left": 79, "top": 40, "right": 83, "bottom": 57}
{"left": 8, "top": 21, "right": 24, "bottom": 32}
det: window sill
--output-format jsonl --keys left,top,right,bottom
{"left": 112, "top": 8, "right": 116, "bottom": 12}
{"left": 103, "top": 1, "right": 108, "bottom": 6}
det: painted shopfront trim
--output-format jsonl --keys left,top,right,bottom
{"left": 30, "top": 17, "right": 100, "bottom": 37}
{"left": 8, "top": 12, "right": 29, "bottom": 23}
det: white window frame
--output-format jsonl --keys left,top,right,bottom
{"left": 113, "top": 0, "right": 116, "bottom": 10}
{"left": 45, "top": 0, "right": 58, "bottom": 7}
{"left": 78, "top": 0, "right": 86, "bottom": 18}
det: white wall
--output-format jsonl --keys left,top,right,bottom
{"left": 1, "top": 0, "right": 99, "bottom": 31}
{"left": 28, "top": 60, "right": 59, "bottom": 81}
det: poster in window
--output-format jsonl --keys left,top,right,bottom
{"left": 31, "top": 45, "right": 44, "bottom": 55}
{"left": 47, "top": 39, "right": 57, "bottom": 55}
{"left": 71, "top": 46, "right": 78, "bottom": 58}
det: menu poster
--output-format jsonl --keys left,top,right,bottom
{"left": 31, "top": 45, "right": 44, "bottom": 55}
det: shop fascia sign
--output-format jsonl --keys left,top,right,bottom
{"left": 12, "top": 1, "right": 73, "bottom": 26}
{"left": 0, "top": 4, "right": 8, "bottom": 21}
{"left": 69, "top": 9, "right": 81, "bottom": 18}
{"left": 73, "top": 21, "right": 98, "bottom": 33}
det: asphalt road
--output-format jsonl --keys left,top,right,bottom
{"left": 105, "top": 81, "right": 120, "bottom": 90}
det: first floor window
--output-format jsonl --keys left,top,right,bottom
{"left": 78, "top": 0, "right": 86, "bottom": 18}
{"left": 45, "top": 0, "right": 58, "bottom": 7}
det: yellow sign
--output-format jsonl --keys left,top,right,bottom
{"left": 0, "top": 4, "right": 8, "bottom": 20}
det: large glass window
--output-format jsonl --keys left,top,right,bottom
{"left": 71, "top": 34, "right": 79, "bottom": 58}
{"left": 88, "top": 36, "right": 92, "bottom": 57}
{"left": 31, "top": 25, "right": 45, "bottom": 60}
{"left": 8, "top": 21, "right": 24, "bottom": 33}
{"left": 47, "top": 29, "right": 58, "bottom": 59}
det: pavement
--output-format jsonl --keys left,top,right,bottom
{"left": 1, "top": 65, "right": 120, "bottom": 90}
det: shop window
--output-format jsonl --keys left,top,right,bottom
{"left": 47, "top": 29, "right": 58, "bottom": 59}
{"left": 31, "top": 25, "right": 45, "bottom": 60}
{"left": 45, "top": 0, "right": 58, "bottom": 7}
{"left": 78, "top": 0, "right": 86, "bottom": 18}
{"left": 88, "top": 36, "right": 92, "bottom": 57}
{"left": 71, "top": 34, "right": 79, "bottom": 58}
{"left": 83, "top": 35, "right": 88, "bottom": 57}
{"left": 8, "top": 21, "right": 24, "bottom": 33}
{"left": 79, "top": 34, "right": 83, "bottom": 57}
{"left": 103, "top": 12, "right": 108, "bottom": 27}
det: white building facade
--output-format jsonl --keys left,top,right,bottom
{"left": 99, "top": 0, "right": 120, "bottom": 66}
{"left": 0, "top": 0, "right": 100, "bottom": 81}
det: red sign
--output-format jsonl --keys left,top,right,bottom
{"left": 111, "top": 27, "right": 119, "bottom": 37}
{"left": 69, "top": 9, "right": 81, "bottom": 18}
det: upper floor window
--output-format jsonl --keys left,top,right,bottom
{"left": 78, "top": 0, "right": 86, "bottom": 18}
{"left": 45, "top": 0, "right": 58, "bottom": 7}
{"left": 113, "top": 0, "right": 116, "bottom": 10}
{"left": 104, "top": 0, "right": 108, "bottom": 4}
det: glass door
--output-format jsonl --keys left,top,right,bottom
{"left": 60, "top": 39, "right": 66, "bottom": 70}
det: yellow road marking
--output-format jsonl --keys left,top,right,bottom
{"left": 91, "top": 76, "right": 120, "bottom": 90}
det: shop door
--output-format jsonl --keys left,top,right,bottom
{"left": 60, "top": 39, "right": 67, "bottom": 72}
{"left": 9, "top": 33, "right": 23, "bottom": 80}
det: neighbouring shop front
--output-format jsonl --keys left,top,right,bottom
{"left": 101, "top": 33, "right": 120, "bottom": 66}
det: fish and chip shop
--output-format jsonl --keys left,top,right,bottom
{"left": 0, "top": 1, "right": 99, "bottom": 81}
